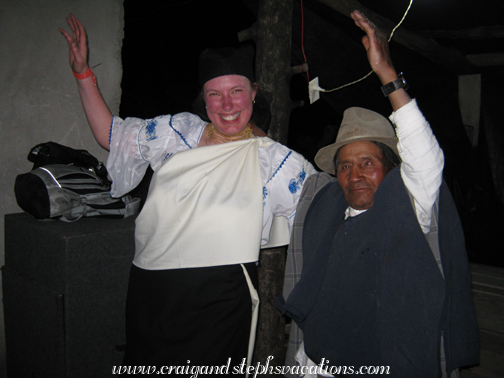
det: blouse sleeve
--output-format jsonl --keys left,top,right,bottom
{"left": 261, "top": 143, "right": 317, "bottom": 235}
{"left": 107, "top": 114, "right": 180, "bottom": 197}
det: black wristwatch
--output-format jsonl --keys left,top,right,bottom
{"left": 381, "top": 72, "right": 408, "bottom": 97}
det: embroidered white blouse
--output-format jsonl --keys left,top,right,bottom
{"left": 107, "top": 112, "right": 317, "bottom": 248}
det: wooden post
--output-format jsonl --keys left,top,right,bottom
{"left": 239, "top": 0, "right": 308, "bottom": 373}
{"left": 252, "top": 0, "right": 294, "bottom": 145}
{"left": 254, "top": 246, "right": 288, "bottom": 372}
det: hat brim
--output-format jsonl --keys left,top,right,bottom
{"left": 315, "top": 136, "right": 399, "bottom": 175}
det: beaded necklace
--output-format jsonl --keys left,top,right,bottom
{"left": 205, "top": 123, "right": 253, "bottom": 145}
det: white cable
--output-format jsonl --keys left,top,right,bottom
{"left": 318, "top": 0, "right": 413, "bottom": 94}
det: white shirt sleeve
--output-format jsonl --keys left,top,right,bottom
{"left": 390, "top": 99, "right": 445, "bottom": 233}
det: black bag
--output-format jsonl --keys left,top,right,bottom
{"left": 27, "top": 141, "right": 109, "bottom": 179}
{"left": 15, "top": 142, "right": 140, "bottom": 221}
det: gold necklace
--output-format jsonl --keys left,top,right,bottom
{"left": 205, "top": 123, "right": 253, "bottom": 145}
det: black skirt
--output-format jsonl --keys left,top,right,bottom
{"left": 123, "top": 262, "right": 258, "bottom": 374}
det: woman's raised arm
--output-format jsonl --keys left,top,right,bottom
{"left": 60, "top": 14, "right": 113, "bottom": 150}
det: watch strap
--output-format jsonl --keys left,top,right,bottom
{"left": 381, "top": 73, "right": 408, "bottom": 97}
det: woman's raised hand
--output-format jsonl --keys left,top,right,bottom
{"left": 59, "top": 14, "right": 113, "bottom": 149}
{"left": 59, "top": 14, "right": 88, "bottom": 74}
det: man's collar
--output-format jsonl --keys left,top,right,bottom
{"left": 345, "top": 206, "right": 368, "bottom": 219}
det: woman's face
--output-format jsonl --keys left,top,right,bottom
{"left": 203, "top": 75, "right": 257, "bottom": 136}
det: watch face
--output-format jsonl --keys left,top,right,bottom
{"left": 381, "top": 83, "right": 394, "bottom": 96}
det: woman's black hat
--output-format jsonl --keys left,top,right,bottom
{"left": 198, "top": 44, "right": 255, "bottom": 86}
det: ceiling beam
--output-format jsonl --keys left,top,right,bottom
{"left": 419, "top": 26, "right": 504, "bottom": 40}
{"left": 467, "top": 53, "right": 504, "bottom": 67}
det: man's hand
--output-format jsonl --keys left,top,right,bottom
{"left": 350, "top": 10, "right": 397, "bottom": 85}
{"left": 351, "top": 10, "right": 410, "bottom": 111}
{"left": 59, "top": 14, "right": 88, "bottom": 75}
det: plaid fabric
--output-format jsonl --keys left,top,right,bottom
{"left": 282, "top": 172, "right": 336, "bottom": 375}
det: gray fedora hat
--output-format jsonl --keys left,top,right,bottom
{"left": 315, "top": 107, "right": 399, "bottom": 174}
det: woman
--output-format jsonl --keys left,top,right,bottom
{"left": 60, "top": 14, "right": 316, "bottom": 372}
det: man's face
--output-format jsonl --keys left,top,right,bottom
{"left": 336, "top": 141, "right": 389, "bottom": 210}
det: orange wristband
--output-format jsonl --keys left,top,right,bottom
{"left": 73, "top": 67, "right": 96, "bottom": 85}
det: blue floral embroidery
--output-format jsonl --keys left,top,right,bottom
{"left": 298, "top": 168, "right": 306, "bottom": 183}
{"left": 289, "top": 179, "right": 300, "bottom": 194}
{"left": 146, "top": 119, "right": 158, "bottom": 141}
{"left": 263, "top": 187, "right": 268, "bottom": 199}
{"left": 288, "top": 168, "right": 306, "bottom": 194}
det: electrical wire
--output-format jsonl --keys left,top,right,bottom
{"left": 317, "top": 0, "right": 414, "bottom": 94}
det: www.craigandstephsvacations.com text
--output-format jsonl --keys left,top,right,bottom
{"left": 112, "top": 356, "right": 391, "bottom": 376}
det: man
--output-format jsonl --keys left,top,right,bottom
{"left": 278, "top": 10, "right": 479, "bottom": 378}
